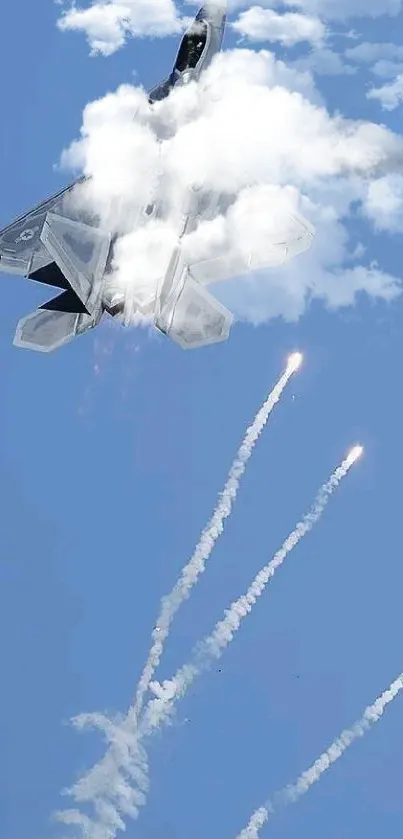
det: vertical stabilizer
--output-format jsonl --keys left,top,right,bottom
{"left": 40, "top": 212, "right": 111, "bottom": 316}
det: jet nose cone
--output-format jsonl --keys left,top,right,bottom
{"left": 197, "top": 0, "right": 227, "bottom": 25}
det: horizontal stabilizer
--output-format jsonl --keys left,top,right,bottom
{"left": 14, "top": 308, "right": 101, "bottom": 353}
{"left": 155, "top": 245, "right": 233, "bottom": 349}
{"left": 167, "top": 275, "right": 233, "bottom": 349}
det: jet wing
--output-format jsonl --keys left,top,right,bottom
{"left": 155, "top": 201, "right": 314, "bottom": 350}
{"left": 184, "top": 210, "right": 316, "bottom": 287}
{"left": 40, "top": 211, "right": 111, "bottom": 315}
{"left": 0, "top": 177, "right": 86, "bottom": 279}
{"left": 1, "top": 179, "right": 113, "bottom": 353}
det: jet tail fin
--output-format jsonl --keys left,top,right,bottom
{"left": 40, "top": 212, "right": 111, "bottom": 316}
{"left": 3, "top": 207, "right": 112, "bottom": 352}
{"left": 0, "top": 183, "right": 115, "bottom": 352}
{"left": 10, "top": 210, "right": 110, "bottom": 352}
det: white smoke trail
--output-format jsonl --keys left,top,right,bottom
{"left": 56, "top": 352, "right": 302, "bottom": 838}
{"left": 133, "top": 351, "right": 303, "bottom": 717}
{"left": 56, "top": 442, "right": 361, "bottom": 836}
{"left": 236, "top": 671, "right": 403, "bottom": 839}
{"left": 56, "top": 444, "right": 361, "bottom": 834}
{"left": 141, "top": 445, "right": 363, "bottom": 734}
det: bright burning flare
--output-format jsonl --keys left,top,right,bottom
{"left": 347, "top": 445, "right": 364, "bottom": 466}
{"left": 287, "top": 352, "right": 303, "bottom": 374}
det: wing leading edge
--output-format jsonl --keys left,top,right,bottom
{"left": 0, "top": 178, "right": 85, "bottom": 278}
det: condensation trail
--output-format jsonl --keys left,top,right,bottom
{"left": 141, "top": 445, "right": 363, "bottom": 734}
{"left": 236, "top": 671, "right": 403, "bottom": 839}
{"left": 133, "top": 352, "right": 303, "bottom": 716}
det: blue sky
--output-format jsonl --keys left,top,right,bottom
{"left": 2, "top": 2, "right": 403, "bottom": 839}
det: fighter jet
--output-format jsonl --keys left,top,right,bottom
{"left": 0, "top": 2, "right": 315, "bottom": 353}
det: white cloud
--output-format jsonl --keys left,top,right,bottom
{"left": 241, "top": 0, "right": 403, "bottom": 21}
{"left": 232, "top": 6, "right": 326, "bottom": 46}
{"left": 59, "top": 46, "right": 403, "bottom": 336}
{"left": 57, "top": 0, "right": 182, "bottom": 55}
{"left": 363, "top": 174, "right": 403, "bottom": 232}
{"left": 62, "top": 84, "right": 162, "bottom": 231}
{"left": 216, "top": 189, "right": 399, "bottom": 324}
{"left": 292, "top": 47, "right": 356, "bottom": 76}
{"left": 151, "top": 50, "right": 403, "bottom": 188}
{"left": 345, "top": 41, "right": 403, "bottom": 64}
{"left": 57, "top": 2, "right": 403, "bottom": 57}
{"left": 367, "top": 74, "right": 403, "bottom": 111}
{"left": 372, "top": 60, "right": 403, "bottom": 79}
{"left": 342, "top": 43, "right": 403, "bottom": 81}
